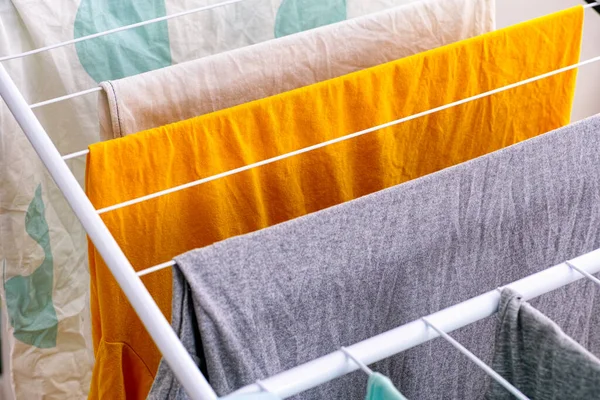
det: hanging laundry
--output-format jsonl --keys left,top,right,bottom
{"left": 86, "top": 7, "right": 583, "bottom": 400}
{"left": 147, "top": 114, "right": 600, "bottom": 399}
{"left": 97, "top": 0, "right": 495, "bottom": 140}
{"left": 0, "top": 0, "right": 489, "bottom": 397}
{"left": 146, "top": 268, "right": 202, "bottom": 400}
{"left": 366, "top": 374, "right": 408, "bottom": 400}
{"left": 486, "top": 288, "right": 600, "bottom": 399}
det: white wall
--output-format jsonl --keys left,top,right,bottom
{"left": 497, "top": 0, "right": 600, "bottom": 121}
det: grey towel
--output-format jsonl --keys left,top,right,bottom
{"left": 487, "top": 288, "right": 600, "bottom": 399}
{"left": 149, "top": 115, "right": 600, "bottom": 400}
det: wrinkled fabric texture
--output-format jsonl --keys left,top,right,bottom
{"left": 146, "top": 268, "right": 202, "bottom": 400}
{"left": 1, "top": 1, "right": 436, "bottom": 398}
{"left": 365, "top": 374, "right": 408, "bottom": 400}
{"left": 164, "top": 0, "right": 456, "bottom": 67}
{"left": 86, "top": 8, "right": 583, "bottom": 400}
{"left": 153, "top": 115, "right": 600, "bottom": 399}
{"left": 98, "top": 0, "right": 495, "bottom": 140}
{"left": 0, "top": 2, "right": 99, "bottom": 399}
{"left": 487, "top": 289, "right": 600, "bottom": 400}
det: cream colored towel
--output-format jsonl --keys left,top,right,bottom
{"left": 98, "top": 0, "right": 495, "bottom": 140}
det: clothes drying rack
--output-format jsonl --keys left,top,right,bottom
{"left": 2, "top": 2, "right": 600, "bottom": 399}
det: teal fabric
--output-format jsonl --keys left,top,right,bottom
{"left": 365, "top": 373, "right": 408, "bottom": 400}
{"left": 4, "top": 185, "right": 58, "bottom": 348}
{"left": 74, "top": 0, "right": 172, "bottom": 82}
{"left": 275, "top": 0, "right": 347, "bottom": 38}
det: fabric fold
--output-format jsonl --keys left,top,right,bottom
{"left": 97, "top": 0, "right": 495, "bottom": 140}
{"left": 154, "top": 114, "right": 600, "bottom": 399}
{"left": 87, "top": 7, "right": 583, "bottom": 400}
{"left": 487, "top": 288, "right": 600, "bottom": 399}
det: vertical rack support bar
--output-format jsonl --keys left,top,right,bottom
{"left": 0, "top": 62, "right": 217, "bottom": 400}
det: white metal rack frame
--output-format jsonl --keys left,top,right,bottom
{"left": 0, "top": 61, "right": 218, "bottom": 400}
{"left": 1, "top": 2, "right": 600, "bottom": 399}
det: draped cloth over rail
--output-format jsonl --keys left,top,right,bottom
{"left": 153, "top": 115, "right": 600, "bottom": 399}
{"left": 97, "top": 0, "right": 495, "bottom": 140}
{"left": 86, "top": 7, "right": 583, "bottom": 400}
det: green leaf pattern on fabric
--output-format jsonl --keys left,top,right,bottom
{"left": 275, "top": 0, "right": 347, "bottom": 38}
{"left": 4, "top": 185, "right": 58, "bottom": 348}
{"left": 74, "top": 0, "right": 172, "bottom": 82}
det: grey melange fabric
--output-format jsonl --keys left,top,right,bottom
{"left": 148, "top": 115, "right": 600, "bottom": 400}
{"left": 487, "top": 288, "right": 600, "bottom": 400}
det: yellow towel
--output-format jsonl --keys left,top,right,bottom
{"left": 86, "top": 7, "right": 583, "bottom": 400}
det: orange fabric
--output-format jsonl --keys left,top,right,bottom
{"left": 86, "top": 8, "right": 583, "bottom": 399}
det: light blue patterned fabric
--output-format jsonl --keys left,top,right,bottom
{"left": 74, "top": 0, "right": 172, "bottom": 82}
{"left": 4, "top": 185, "right": 58, "bottom": 349}
{"left": 275, "top": 0, "right": 347, "bottom": 38}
